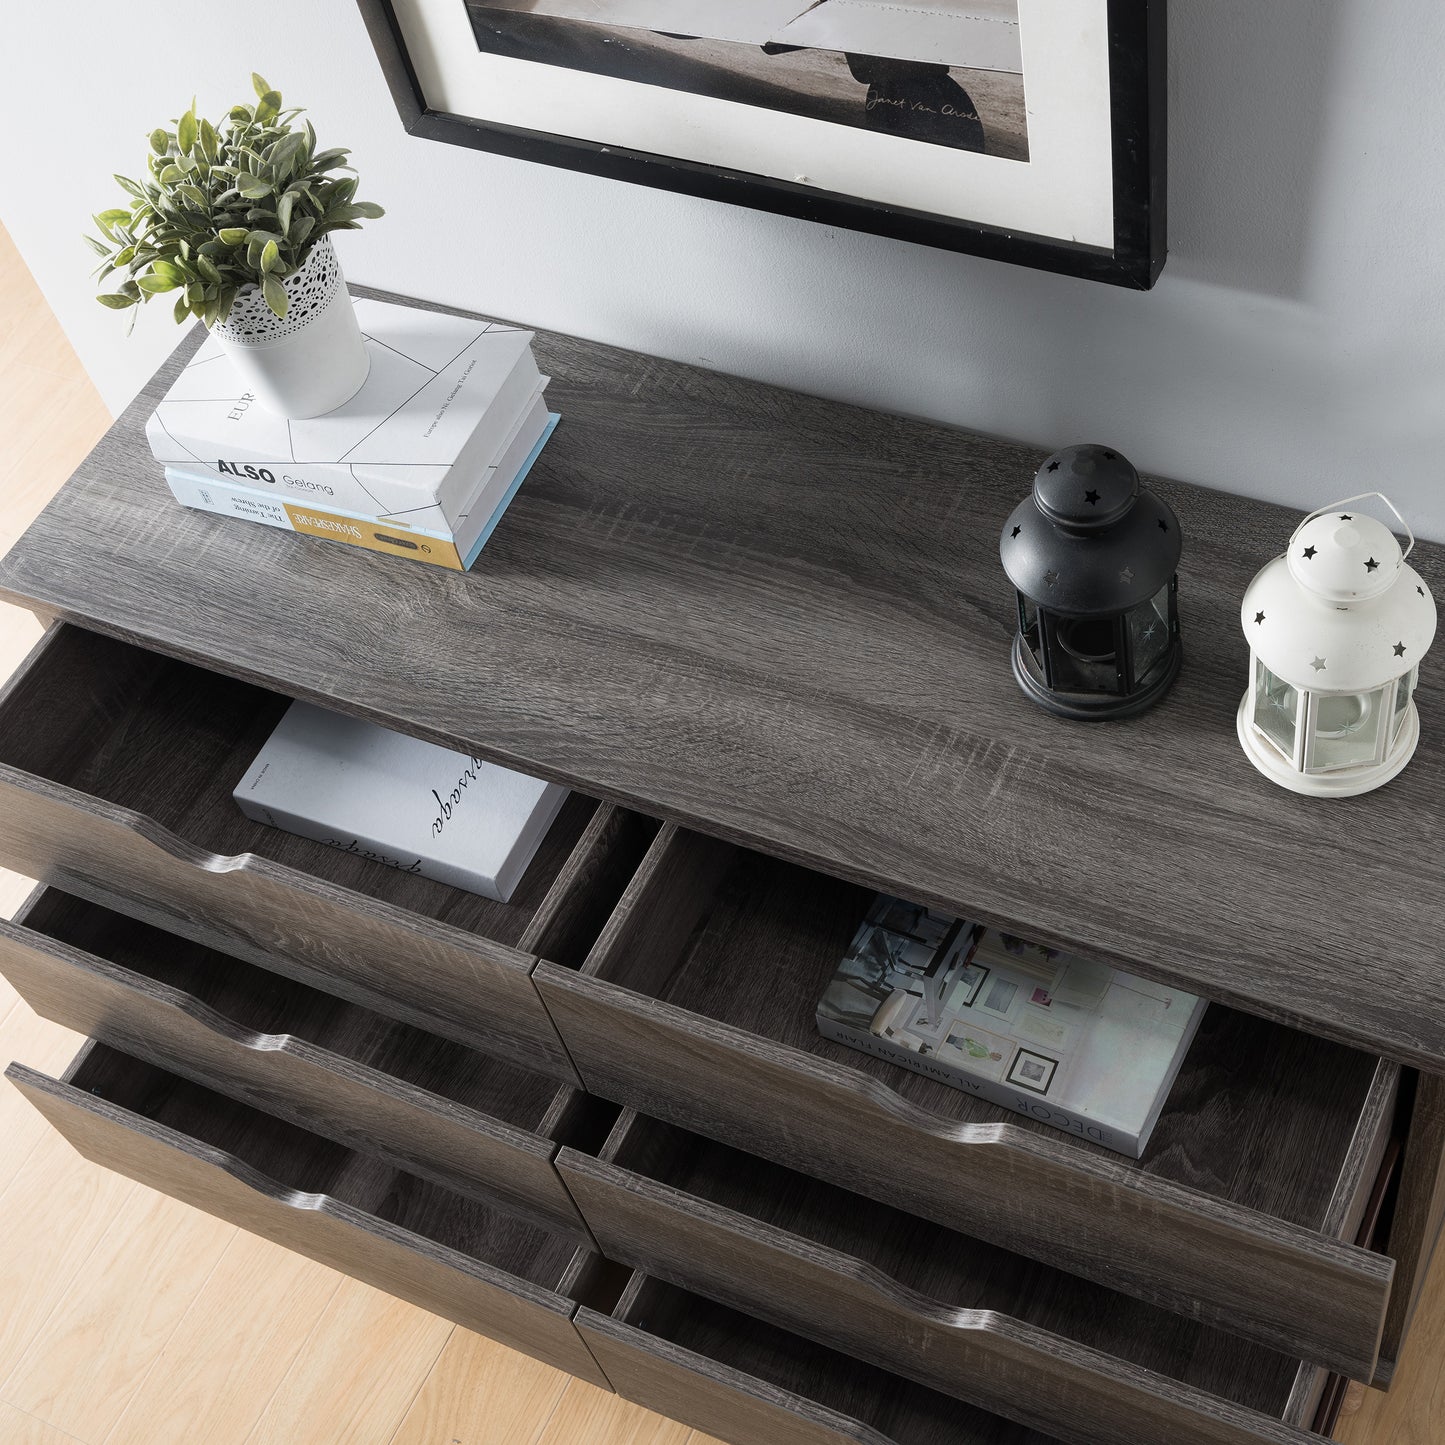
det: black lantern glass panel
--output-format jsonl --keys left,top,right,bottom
{"left": 999, "top": 445, "right": 1183, "bottom": 720}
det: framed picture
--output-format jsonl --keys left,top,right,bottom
{"left": 946, "top": 960, "right": 990, "bottom": 1011}
{"left": 358, "top": 0, "right": 1166, "bottom": 288}
{"left": 975, "top": 974, "right": 1022, "bottom": 1022}
{"left": 1006, "top": 1046, "right": 1058, "bottom": 1094}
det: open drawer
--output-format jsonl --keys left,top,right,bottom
{"left": 536, "top": 826, "right": 1401, "bottom": 1378}
{"left": 579, "top": 1274, "right": 1343, "bottom": 1445}
{"left": 0, "top": 624, "right": 660, "bottom": 1083}
{"left": 0, "top": 886, "right": 616, "bottom": 1238}
{"left": 5, "top": 1040, "right": 621, "bottom": 1388}
{"left": 562, "top": 1112, "right": 1391, "bottom": 1445}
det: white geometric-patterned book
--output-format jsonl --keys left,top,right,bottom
{"left": 145, "top": 297, "right": 543, "bottom": 532}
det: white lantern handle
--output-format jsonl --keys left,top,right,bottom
{"left": 1292, "top": 493, "right": 1415, "bottom": 560}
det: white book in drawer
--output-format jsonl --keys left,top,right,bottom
{"left": 816, "top": 895, "right": 1206, "bottom": 1157}
{"left": 234, "top": 700, "right": 569, "bottom": 901}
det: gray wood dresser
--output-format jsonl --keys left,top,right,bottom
{"left": 0, "top": 286, "right": 1440, "bottom": 1445}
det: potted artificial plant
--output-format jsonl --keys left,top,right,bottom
{"left": 89, "top": 74, "right": 384, "bottom": 418}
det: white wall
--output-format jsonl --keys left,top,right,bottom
{"left": 4, "top": 0, "right": 1444, "bottom": 535}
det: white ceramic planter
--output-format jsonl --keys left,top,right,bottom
{"left": 211, "top": 235, "right": 369, "bottom": 419}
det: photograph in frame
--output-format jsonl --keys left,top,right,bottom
{"left": 361, "top": 0, "right": 1166, "bottom": 286}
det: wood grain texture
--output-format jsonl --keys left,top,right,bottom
{"left": 0, "top": 1124, "right": 138, "bottom": 1388}
{"left": 579, "top": 1277, "right": 1059, "bottom": 1445}
{"left": 538, "top": 828, "right": 1397, "bottom": 1375}
{"left": 103, "top": 1230, "right": 344, "bottom": 1445}
{"left": 5, "top": 1046, "right": 613, "bottom": 1390}
{"left": 388, "top": 1325, "right": 573, "bottom": 1445}
{"left": 0, "top": 1179, "right": 235, "bottom": 1441}
{"left": 0, "top": 887, "right": 589, "bottom": 1236}
{"left": 0, "top": 623, "right": 636, "bottom": 1084}
{"left": 561, "top": 1119, "right": 1326, "bottom": 1445}
{"left": 242, "top": 1277, "right": 452, "bottom": 1445}
{"left": 1374, "top": 1070, "right": 1445, "bottom": 1381}
{"left": 3, "top": 286, "right": 1443, "bottom": 1066}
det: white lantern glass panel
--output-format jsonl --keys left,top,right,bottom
{"left": 1253, "top": 659, "right": 1300, "bottom": 761}
{"left": 1305, "top": 686, "right": 1390, "bottom": 773}
{"left": 1392, "top": 667, "right": 1416, "bottom": 741}
{"left": 1126, "top": 583, "right": 1172, "bottom": 683}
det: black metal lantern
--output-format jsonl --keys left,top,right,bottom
{"left": 999, "top": 444, "right": 1183, "bottom": 720}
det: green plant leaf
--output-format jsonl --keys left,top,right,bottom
{"left": 276, "top": 190, "right": 294, "bottom": 235}
{"left": 97, "top": 291, "right": 139, "bottom": 309}
{"left": 251, "top": 72, "right": 272, "bottom": 99}
{"left": 289, "top": 214, "right": 315, "bottom": 248}
{"left": 113, "top": 173, "right": 146, "bottom": 200}
{"left": 326, "top": 202, "right": 384, "bottom": 223}
{"left": 194, "top": 254, "right": 223, "bottom": 283}
{"left": 309, "top": 147, "right": 350, "bottom": 172}
{"left": 158, "top": 163, "right": 185, "bottom": 185}
{"left": 83, "top": 233, "right": 112, "bottom": 257}
{"left": 262, "top": 272, "right": 288, "bottom": 318}
{"left": 270, "top": 131, "right": 305, "bottom": 168}
{"left": 177, "top": 108, "right": 198, "bottom": 153}
{"left": 149, "top": 127, "right": 170, "bottom": 155}
{"left": 173, "top": 293, "right": 191, "bottom": 324}
{"left": 137, "top": 273, "right": 180, "bottom": 294}
{"left": 255, "top": 90, "right": 282, "bottom": 124}
{"left": 260, "top": 239, "right": 281, "bottom": 273}
{"left": 236, "top": 172, "right": 272, "bottom": 198}
{"left": 199, "top": 116, "right": 218, "bottom": 160}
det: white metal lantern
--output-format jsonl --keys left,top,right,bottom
{"left": 1237, "top": 494, "right": 1435, "bottom": 796}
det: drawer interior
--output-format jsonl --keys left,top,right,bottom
{"left": 582, "top": 831, "right": 1388, "bottom": 1231}
{"left": 20, "top": 888, "right": 576, "bottom": 1135}
{"left": 0, "top": 626, "right": 659, "bottom": 951}
{"left": 65, "top": 1042, "right": 583, "bottom": 1291}
{"left": 611, "top": 1275, "right": 1060, "bottom": 1445}
{"left": 601, "top": 1113, "right": 1312, "bottom": 1420}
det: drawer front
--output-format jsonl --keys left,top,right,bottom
{"left": 0, "top": 914, "right": 585, "bottom": 1237}
{"left": 561, "top": 1152, "right": 1321, "bottom": 1445}
{"left": 0, "top": 771, "right": 574, "bottom": 1081}
{"left": 537, "top": 963, "right": 1394, "bottom": 1379}
{"left": 577, "top": 1308, "right": 880, "bottom": 1445}
{"left": 6, "top": 1054, "right": 611, "bottom": 1389}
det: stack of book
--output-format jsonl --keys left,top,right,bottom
{"left": 815, "top": 895, "right": 1207, "bottom": 1157}
{"left": 145, "top": 297, "right": 559, "bottom": 571}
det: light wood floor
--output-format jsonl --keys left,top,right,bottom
{"left": 0, "top": 224, "right": 1439, "bottom": 1445}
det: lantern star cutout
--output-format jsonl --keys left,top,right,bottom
{"left": 1157, "top": 518, "right": 1168, "bottom": 531}
{"left": 1340, "top": 513, "right": 1352, "bottom": 520}
{"left": 1085, "top": 489, "right": 1101, "bottom": 505}
{"left": 1365, "top": 557, "right": 1380, "bottom": 571}
{"left": 1310, "top": 655, "right": 1327, "bottom": 672}
{"left": 1302, "top": 545, "right": 1317, "bottom": 559}
{"left": 1119, "top": 566, "right": 1134, "bottom": 583}
{"left": 1254, "top": 610, "right": 1266, "bottom": 624}
{"left": 1395, "top": 641, "right": 1407, "bottom": 656}
{"left": 1419, "top": 585, "right": 1427, "bottom": 596}
{"left": 1046, "top": 461, "right": 1060, "bottom": 472}
{"left": 1011, "top": 525, "right": 1021, "bottom": 538}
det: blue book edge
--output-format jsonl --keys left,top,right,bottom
{"left": 463, "top": 411, "right": 560, "bottom": 570}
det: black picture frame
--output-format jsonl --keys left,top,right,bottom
{"left": 357, "top": 0, "right": 1166, "bottom": 289}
